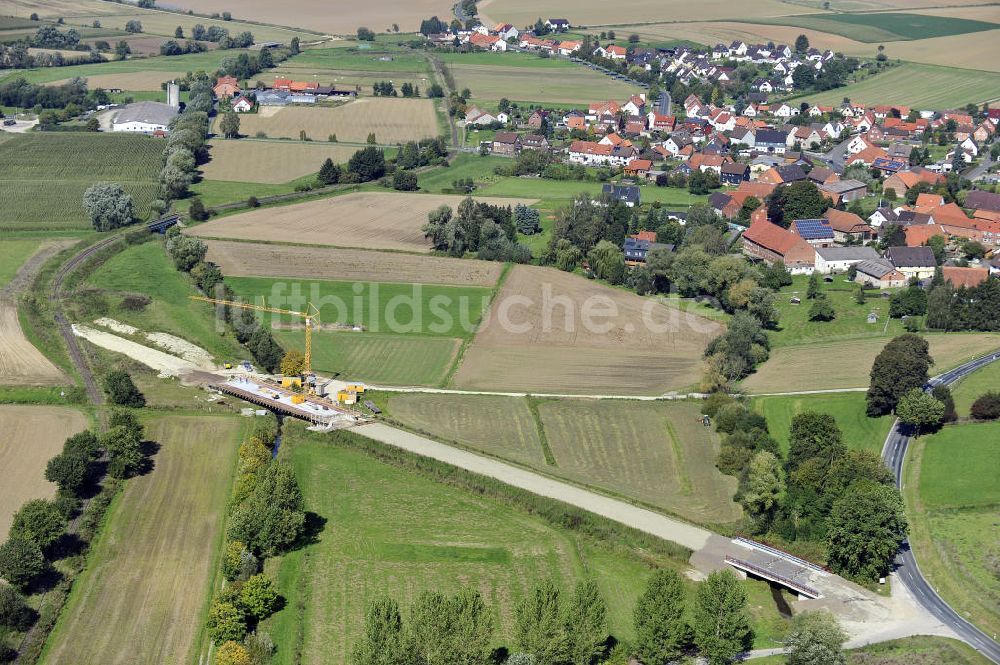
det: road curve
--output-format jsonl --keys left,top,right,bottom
{"left": 882, "top": 351, "right": 1000, "bottom": 663}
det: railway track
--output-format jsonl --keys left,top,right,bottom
{"left": 48, "top": 217, "right": 178, "bottom": 405}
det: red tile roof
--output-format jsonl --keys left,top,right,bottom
{"left": 942, "top": 266, "right": 989, "bottom": 288}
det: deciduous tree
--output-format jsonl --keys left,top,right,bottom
{"left": 633, "top": 569, "right": 688, "bottom": 664}
{"left": 786, "top": 611, "right": 846, "bottom": 665}
{"left": 352, "top": 597, "right": 412, "bottom": 665}
{"left": 692, "top": 570, "right": 754, "bottom": 664}
{"left": 239, "top": 574, "right": 278, "bottom": 619}
{"left": 895, "top": 388, "right": 944, "bottom": 431}
{"left": 83, "top": 183, "right": 134, "bottom": 231}
{"left": 0, "top": 539, "right": 45, "bottom": 591}
{"left": 827, "top": 481, "right": 907, "bottom": 581}
{"left": 515, "top": 580, "right": 568, "bottom": 665}
{"left": 565, "top": 579, "right": 607, "bottom": 665}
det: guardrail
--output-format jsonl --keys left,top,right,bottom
{"left": 733, "top": 537, "right": 827, "bottom": 573}
{"left": 725, "top": 555, "right": 821, "bottom": 599}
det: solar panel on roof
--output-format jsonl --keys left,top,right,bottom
{"left": 793, "top": 219, "right": 834, "bottom": 240}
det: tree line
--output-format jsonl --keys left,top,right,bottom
{"left": 0, "top": 408, "right": 149, "bottom": 661}
{"left": 204, "top": 416, "right": 305, "bottom": 665}
{"left": 353, "top": 567, "right": 848, "bottom": 665}
{"left": 424, "top": 197, "right": 532, "bottom": 262}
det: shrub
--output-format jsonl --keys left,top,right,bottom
{"left": 102, "top": 370, "right": 145, "bottom": 407}
{"left": 971, "top": 391, "right": 1000, "bottom": 420}
{"left": 207, "top": 601, "right": 247, "bottom": 643}
{"left": 0, "top": 539, "right": 45, "bottom": 591}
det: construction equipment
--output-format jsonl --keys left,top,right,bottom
{"left": 189, "top": 296, "right": 321, "bottom": 377}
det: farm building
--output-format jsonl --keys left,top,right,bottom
{"left": 742, "top": 216, "right": 816, "bottom": 274}
{"left": 820, "top": 178, "right": 868, "bottom": 203}
{"left": 112, "top": 101, "right": 179, "bottom": 134}
{"left": 813, "top": 246, "right": 880, "bottom": 275}
{"left": 887, "top": 246, "right": 936, "bottom": 280}
{"left": 623, "top": 237, "right": 673, "bottom": 265}
{"left": 854, "top": 259, "right": 906, "bottom": 289}
{"left": 602, "top": 184, "right": 640, "bottom": 207}
{"left": 942, "top": 266, "right": 989, "bottom": 288}
{"left": 825, "top": 209, "right": 874, "bottom": 243}
{"left": 790, "top": 219, "right": 835, "bottom": 247}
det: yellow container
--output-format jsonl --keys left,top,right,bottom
{"left": 281, "top": 376, "right": 302, "bottom": 388}
{"left": 291, "top": 394, "right": 306, "bottom": 404}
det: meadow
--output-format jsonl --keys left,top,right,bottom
{"left": 769, "top": 274, "right": 904, "bottom": 349}
{"left": 742, "top": 333, "right": 1000, "bottom": 393}
{"left": 201, "top": 139, "right": 362, "bottom": 184}
{"left": 261, "top": 422, "right": 791, "bottom": 665}
{"left": 231, "top": 98, "right": 439, "bottom": 144}
{"left": 788, "top": 63, "right": 1000, "bottom": 108}
{"left": 386, "top": 394, "right": 741, "bottom": 525}
{"left": 450, "top": 59, "right": 641, "bottom": 105}
{"left": 906, "top": 423, "right": 1000, "bottom": 641}
{"left": 224, "top": 276, "right": 493, "bottom": 338}
{"left": 0, "top": 239, "right": 40, "bottom": 287}
{"left": 85, "top": 241, "right": 246, "bottom": 361}
{"left": 0, "top": 133, "right": 162, "bottom": 230}
{"left": 188, "top": 191, "right": 537, "bottom": 253}
{"left": 950, "top": 360, "right": 1000, "bottom": 418}
{"left": 0, "top": 405, "right": 87, "bottom": 539}
{"left": 750, "top": 12, "right": 998, "bottom": 43}
{"left": 753, "top": 636, "right": 992, "bottom": 665}
{"left": 752, "top": 392, "right": 892, "bottom": 455}
{"left": 287, "top": 48, "right": 430, "bottom": 73}
{"left": 453, "top": 264, "right": 722, "bottom": 395}
{"left": 204, "top": 240, "right": 504, "bottom": 286}
{"left": 40, "top": 415, "right": 244, "bottom": 665}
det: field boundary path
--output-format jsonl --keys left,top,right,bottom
{"left": 882, "top": 351, "right": 1000, "bottom": 664}
{"left": 354, "top": 421, "right": 954, "bottom": 651}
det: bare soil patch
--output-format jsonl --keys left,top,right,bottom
{"left": 189, "top": 192, "right": 536, "bottom": 253}
{"left": 233, "top": 98, "right": 440, "bottom": 144}
{"left": 201, "top": 140, "right": 362, "bottom": 184}
{"left": 453, "top": 265, "right": 723, "bottom": 395}
{"left": 0, "top": 405, "right": 87, "bottom": 539}
{"left": 204, "top": 239, "right": 503, "bottom": 286}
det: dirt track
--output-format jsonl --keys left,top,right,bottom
{"left": 0, "top": 240, "right": 74, "bottom": 386}
{"left": 0, "top": 405, "right": 88, "bottom": 539}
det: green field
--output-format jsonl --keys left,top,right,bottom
{"left": 753, "top": 392, "right": 892, "bottom": 455}
{"left": 0, "top": 48, "right": 245, "bottom": 86}
{"left": 907, "top": 423, "right": 1000, "bottom": 640}
{"left": 0, "top": 133, "right": 162, "bottom": 231}
{"left": 188, "top": 178, "right": 309, "bottom": 209}
{"left": 285, "top": 47, "right": 429, "bottom": 73}
{"left": 0, "top": 239, "right": 40, "bottom": 286}
{"left": 40, "top": 415, "right": 244, "bottom": 665}
{"left": 85, "top": 241, "right": 246, "bottom": 360}
{"left": 225, "top": 277, "right": 492, "bottom": 338}
{"left": 789, "top": 63, "right": 1000, "bottom": 108}
{"left": 769, "top": 274, "right": 904, "bottom": 349}
{"left": 753, "top": 12, "right": 998, "bottom": 42}
{"left": 445, "top": 53, "right": 641, "bottom": 105}
{"left": 753, "top": 635, "right": 992, "bottom": 664}
{"left": 949, "top": 360, "right": 1000, "bottom": 418}
{"left": 386, "top": 395, "right": 742, "bottom": 526}
{"left": 277, "top": 330, "right": 460, "bottom": 385}
{"left": 260, "top": 423, "right": 788, "bottom": 664}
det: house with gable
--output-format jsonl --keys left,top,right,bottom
{"left": 742, "top": 215, "right": 816, "bottom": 273}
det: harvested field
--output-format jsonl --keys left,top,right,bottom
{"left": 0, "top": 240, "right": 72, "bottom": 386}
{"left": 479, "top": 0, "right": 812, "bottom": 28}
{"left": 742, "top": 333, "right": 1000, "bottom": 393}
{"left": 204, "top": 240, "right": 503, "bottom": 286}
{"left": 42, "top": 415, "right": 243, "bottom": 665}
{"left": 857, "top": 30, "right": 1000, "bottom": 73}
{"left": 0, "top": 307, "right": 67, "bottom": 385}
{"left": 0, "top": 405, "right": 87, "bottom": 539}
{"left": 232, "top": 98, "right": 440, "bottom": 144}
{"left": 614, "top": 21, "right": 864, "bottom": 54}
{"left": 201, "top": 140, "right": 361, "bottom": 184}
{"left": 388, "top": 393, "right": 547, "bottom": 466}
{"left": 189, "top": 192, "right": 536, "bottom": 253}
{"left": 154, "top": 0, "right": 454, "bottom": 35}
{"left": 538, "top": 399, "right": 741, "bottom": 524}
{"left": 788, "top": 63, "right": 1000, "bottom": 107}
{"left": 453, "top": 265, "right": 722, "bottom": 395}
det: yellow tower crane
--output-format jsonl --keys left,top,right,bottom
{"left": 189, "top": 296, "right": 321, "bottom": 376}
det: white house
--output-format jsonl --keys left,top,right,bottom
{"left": 231, "top": 96, "right": 254, "bottom": 113}
{"left": 111, "top": 101, "right": 178, "bottom": 134}
{"left": 622, "top": 94, "right": 645, "bottom": 116}
{"left": 775, "top": 103, "right": 799, "bottom": 118}
{"left": 814, "top": 246, "right": 881, "bottom": 274}
{"left": 494, "top": 23, "right": 519, "bottom": 40}
{"left": 846, "top": 135, "right": 873, "bottom": 154}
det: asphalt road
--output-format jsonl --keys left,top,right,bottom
{"left": 882, "top": 351, "right": 1000, "bottom": 663}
